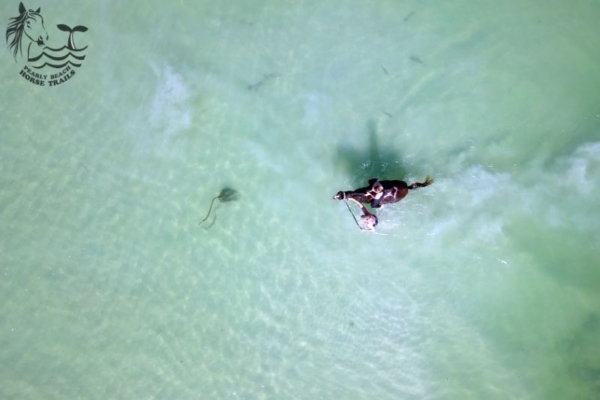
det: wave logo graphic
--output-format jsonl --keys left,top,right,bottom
{"left": 6, "top": 2, "right": 88, "bottom": 87}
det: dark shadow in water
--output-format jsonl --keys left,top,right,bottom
{"left": 198, "top": 188, "right": 239, "bottom": 228}
{"left": 556, "top": 312, "right": 600, "bottom": 397}
{"left": 335, "top": 119, "right": 409, "bottom": 188}
{"left": 506, "top": 218, "right": 599, "bottom": 294}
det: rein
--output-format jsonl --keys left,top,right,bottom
{"left": 344, "top": 200, "right": 362, "bottom": 230}
{"left": 344, "top": 200, "right": 388, "bottom": 235}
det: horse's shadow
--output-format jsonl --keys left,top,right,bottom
{"left": 335, "top": 119, "right": 409, "bottom": 187}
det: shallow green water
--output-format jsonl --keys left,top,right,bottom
{"left": 1, "top": 1, "right": 599, "bottom": 399}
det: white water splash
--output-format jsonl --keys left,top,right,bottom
{"left": 130, "top": 65, "right": 193, "bottom": 158}
{"left": 564, "top": 141, "right": 600, "bottom": 194}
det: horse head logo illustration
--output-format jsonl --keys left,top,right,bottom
{"left": 6, "top": 2, "right": 48, "bottom": 62}
{"left": 6, "top": 2, "right": 89, "bottom": 87}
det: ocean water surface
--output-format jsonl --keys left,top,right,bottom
{"left": 1, "top": 1, "right": 599, "bottom": 399}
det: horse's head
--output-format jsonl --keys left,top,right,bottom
{"left": 6, "top": 3, "right": 48, "bottom": 61}
{"left": 22, "top": 6, "right": 48, "bottom": 47}
{"left": 333, "top": 191, "right": 346, "bottom": 200}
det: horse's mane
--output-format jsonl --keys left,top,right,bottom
{"left": 6, "top": 8, "right": 41, "bottom": 61}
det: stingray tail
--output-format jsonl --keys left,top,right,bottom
{"left": 198, "top": 196, "right": 219, "bottom": 225}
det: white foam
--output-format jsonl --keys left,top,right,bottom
{"left": 564, "top": 141, "right": 600, "bottom": 194}
{"left": 420, "top": 142, "right": 600, "bottom": 247}
{"left": 130, "top": 65, "right": 193, "bottom": 158}
{"left": 148, "top": 65, "right": 192, "bottom": 139}
{"left": 464, "top": 166, "right": 511, "bottom": 207}
{"left": 422, "top": 166, "right": 514, "bottom": 245}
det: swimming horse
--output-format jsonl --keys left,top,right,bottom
{"left": 333, "top": 176, "right": 433, "bottom": 208}
{"left": 6, "top": 2, "right": 49, "bottom": 62}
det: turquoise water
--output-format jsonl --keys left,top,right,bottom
{"left": 1, "top": 1, "right": 599, "bottom": 399}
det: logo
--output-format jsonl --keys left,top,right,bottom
{"left": 6, "top": 2, "right": 88, "bottom": 87}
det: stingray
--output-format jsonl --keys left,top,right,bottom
{"left": 198, "top": 188, "right": 238, "bottom": 225}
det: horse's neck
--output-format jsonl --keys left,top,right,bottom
{"left": 27, "top": 41, "right": 44, "bottom": 60}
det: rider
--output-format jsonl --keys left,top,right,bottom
{"left": 347, "top": 198, "right": 378, "bottom": 231}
